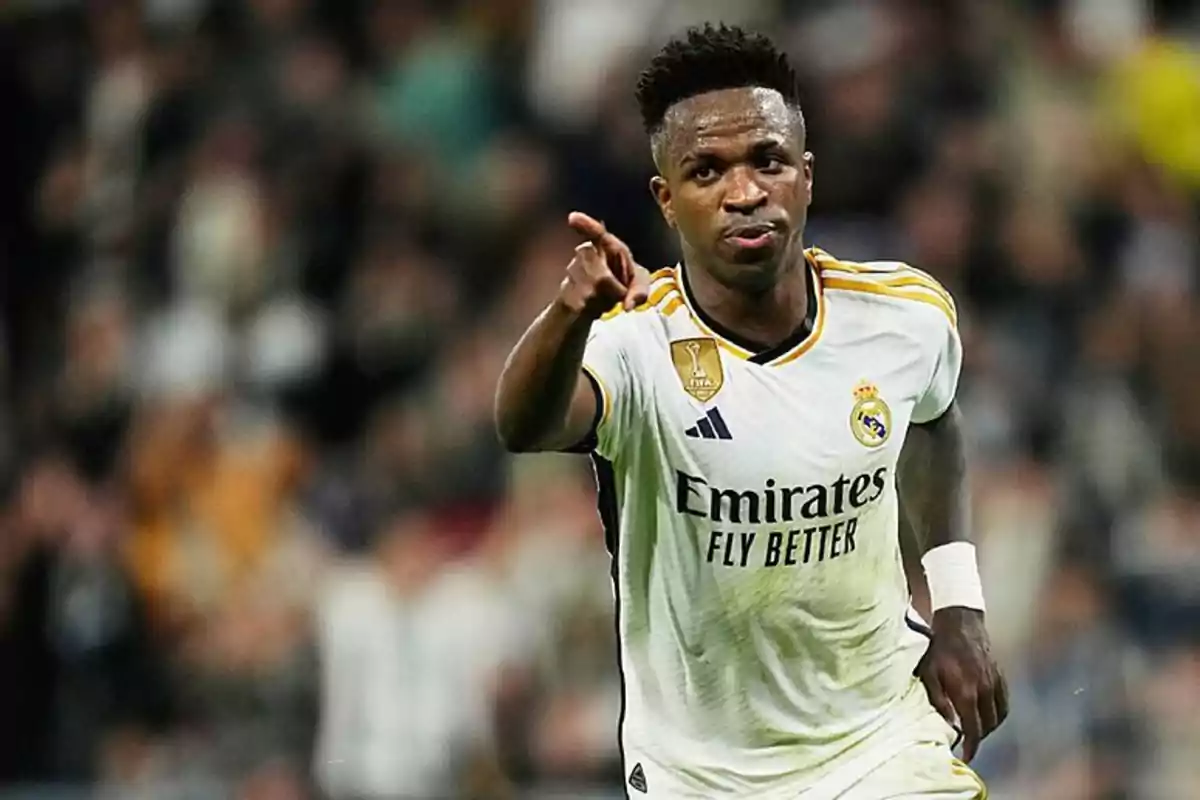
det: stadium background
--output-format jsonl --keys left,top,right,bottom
{"left": 0, "top": 0, "right": 1198, "bottom": 798}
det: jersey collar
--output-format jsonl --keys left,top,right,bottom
{"left": 678, "top": 250, "right": 825, "bottom": 366}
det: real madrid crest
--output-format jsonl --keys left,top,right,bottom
{"left": 850, "top": 380, "right": 891, "bottom": 448}
{"left": 670, "top": 337, "right": 723, "bottom": 402}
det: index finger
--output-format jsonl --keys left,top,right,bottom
{"left": 567, "top": 211, "right": 607, "bottom": 242}
{"left": 568, "top": 211, "right": 634, "bottom": 283}
{"left": 978, "top": 684, "right": 1000, "bottom": 740}
{"left": 954, "top": 689, "right": 983, "bottom": 762}
{"left": 993, "top": 667, "right": 1009, "bottom": 725}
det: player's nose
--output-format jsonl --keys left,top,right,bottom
{"left": 721, "top": 168, "right": 768, "bottom": 215}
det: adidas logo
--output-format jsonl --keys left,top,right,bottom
{"left": 628, "top": 762, "right": 647, "bottom": 793}
{"left": 684, "top": 407, "right": 732, "bottom": 440}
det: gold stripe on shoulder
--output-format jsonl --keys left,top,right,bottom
{"left": 822, "top": 276, "right": 957, "bottom": 326}
{"left": 820, "top": 257, "right": 950, "bottom": 289}
{"left": 642, "top": 281, "right": 677, "bottom": 309}
{"left": 875, "top": 274, "right": 957, "bottom": 312}
{"left": 597, "top": 272, "right": 679, "bottom": 321}
{"left": 814, "top": 256, "right": 903, "bottom": 276}
{"left": 660, "top": 296, "right": 684, "bottom": 317}
{"left": 814, "top": 254, "right": 956, "bottom": 316}
{"left": 649, "top": 266, "right": 674, "bottom": 282}
{"left": 810, "top": 248, "right": 899, "bottom": 274}
{"left": 636, "top": 287, "right": 681, "bottom": 313}
{"left": 904, "top": 263, "right": 949, "bottom": 288}
{"left": 816, "top": 252, "right": 950, "bottom": 285}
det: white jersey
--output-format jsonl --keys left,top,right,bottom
{"left": 580, "top": 248, "right": 963, "bottom": 798}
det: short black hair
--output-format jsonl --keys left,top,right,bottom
{"left": 635, "top": 23, "right": 802, "bottom": 137}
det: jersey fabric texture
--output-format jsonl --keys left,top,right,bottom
{"left": 579, "top": 247, "right": 980, "bottom": 799}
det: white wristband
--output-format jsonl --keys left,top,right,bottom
{"left": 921, "top": 542, "right": 986, "bottom": 612}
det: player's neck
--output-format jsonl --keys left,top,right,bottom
{"left": 684, "top": 250, "right": 811, "bottom": 353}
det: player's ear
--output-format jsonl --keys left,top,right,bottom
{"left": 650, "top": 175, "right": 675, "bottom": 229}
{"left": 802, "top": 152, "right": 814, "bottom": 207}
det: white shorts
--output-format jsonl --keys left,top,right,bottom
{"left": 800, "top": 737, "right": 986, "bottom": 800}
{"left": 833, "top": 742, "right": 985, "bottom": 799}
{"left": 621, "top": 684, "right": 987, "bottom": 799}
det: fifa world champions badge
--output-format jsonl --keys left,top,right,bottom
{"left": 850, "top": 380, "right": 891, "bottom": 448}
{"left": 670, "top": 338, "right": 724, "bottom": 402}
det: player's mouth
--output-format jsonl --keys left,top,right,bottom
{"left": 723, "top": 223, "right": 781, "bottom": 250}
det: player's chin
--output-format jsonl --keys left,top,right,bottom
{"left": 718, "top": 241, "right": 785, "bottom": 280}
{"left": 720, "top": 257, "right": 784, "bottom": 292}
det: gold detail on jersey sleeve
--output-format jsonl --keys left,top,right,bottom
{"left": 670, "top": 338, "right": 724, "bottom": 402}
{"left": 875, "top": 274, "right": 956, "bottom": 311}
{"left": 812, "top": 250, "right": 958, "bottom": 327}
{"left": 599, "top": 269, "right": 679, "bottom": 321}
{"left": 822, "top": 277, "right": 958, "bottom": 327}
{"left": 639, "top": 282, "right": 677, "bottom": 309}
{"left": 850, "top": 380, "right": 892, "bottom": 448}
{"left": 599, "top": 302, "right": 625, "bottom": 321}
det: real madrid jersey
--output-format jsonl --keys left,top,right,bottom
{"left": 579, "top": 247, "right": 963, "bottom": 798}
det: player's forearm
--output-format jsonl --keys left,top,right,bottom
{"left": 897, "top": 401, "right": 970, "bottom": 554}
{"left": 899, "top": 401, "right": 989, "bottom": 618}
{"left": 494, "top": 299, "right": 594, "bottom": 452}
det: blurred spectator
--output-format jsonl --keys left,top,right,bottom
{"left": 972, "top": 559, "right": 1141, "bottom": 798}
{"left": 0, "top": 456, "right": 167, "bottom": 784}
{"left": 483, "top": 455, "right": 622, "bottom": 788}
{"left": 1133, "top": 643, "right": 1200, "bottom": 796}
{"left": 314, "top": 510, "right": 515, "bottom": 799}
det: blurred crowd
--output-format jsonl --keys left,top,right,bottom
{"left": 0, "top": 0, "right": 1197, "bottom": 798}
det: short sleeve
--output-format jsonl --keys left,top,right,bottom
{"left": 576, "top": 317, "right": 636, "bottom": 460}
{"left": 911, "top": 314, "right": 962, "bottom": 425}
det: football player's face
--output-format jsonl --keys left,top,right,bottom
{"left": 651, "top": 87, "right": 813, "bottom": 290}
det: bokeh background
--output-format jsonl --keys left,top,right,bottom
{"left": 0, "top": 0, "right": 1198, "bottom": 798}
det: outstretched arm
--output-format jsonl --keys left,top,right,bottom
{"left": 495, "top": 213, "right": 648, "bottom": 452}
{"left": 495, "top": 302, "right": 602, "bottom": 453}
{"left": 899, "top": 400, "right": 1008, "bottom": 762}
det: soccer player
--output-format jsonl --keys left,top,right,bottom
{"left": 495, "top": 24, "right": 1007, "bottom": 799}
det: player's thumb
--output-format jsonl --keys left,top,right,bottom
{"left": 622, "top": 263, "right": 652, "bottom": 310}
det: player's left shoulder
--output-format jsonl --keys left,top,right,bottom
{"left": 597, "top": 266, "right": 684, "bottom": 326}
{"left": 811, "top": 247, "right": 958, "bottom": 332}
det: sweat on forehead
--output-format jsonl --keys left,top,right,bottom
{"left": 652, "top": 87, "right": 802, "bottom": 165}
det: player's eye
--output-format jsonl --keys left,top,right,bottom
{"left": 757, "top": 154, "right": 785, "bottom": 173}
{"left": 689, "top": 165, "right": 718, "bottom": 182}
